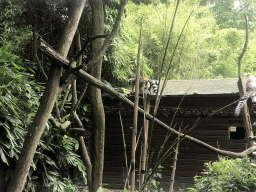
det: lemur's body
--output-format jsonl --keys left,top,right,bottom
{"left": 234, "top": 73, "right": 256, "bottom": 116}
{"left": 129, "top": 77, "right": 150, "bottom": 94}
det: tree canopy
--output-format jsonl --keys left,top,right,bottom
{"left": 120, "top": 0, "right": 256, "bottom": 80}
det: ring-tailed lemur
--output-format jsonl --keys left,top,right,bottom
{"left": 148, "top": 80, "right": 159, "bottom": 95}
{"left": 129, "top": 77, "right": 150, "bottom": 94}
{"left": 234, "top": 73, "right": 256, "bottom": 117}
{"left": 129, "top": 78, "right": 159, "bottom": 95}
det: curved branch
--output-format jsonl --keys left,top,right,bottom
{"left": 74, "top": 34, "right": 108, "bottom": 61}
{"left": 237, "top": 14, "right": 254, "bottom": 148}
{"left": 238, "top": 14, "right": 249, "bottom": 79}
{"left": 27, "top": 3, "right": 48, "bottom": 81}
{"left": 84, "top": 0, "right": 127, "bottom": 69}
{"left": 101, "top": 0, "right": 126, "bottom": 53}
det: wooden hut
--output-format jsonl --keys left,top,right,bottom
{"left": 102, "top": 78, "right": 255, "bottom": 190}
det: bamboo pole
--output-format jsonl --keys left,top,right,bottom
{"left": 139, "top": 96, "right": 150, "bottom": 189}
{"left": 130, "top": 24, "right": 143, "bottom": 192}
{"left": 169, "top": 129, "right": 181, "bottom": 192}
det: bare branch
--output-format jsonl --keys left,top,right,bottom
{"left": 37, "top": 37, "right": 70, "bottom": 67}
{"left": 70, "top": 128, "right": 90, "bottom": 136}
{"left": 101, "top": 0, "right": 126, "bottom": 54}
{"left": 75, "top": 30, "right": 83, "bottom": 66}
{"left": 49, "top": 115, "right": 71, "bottom": 130}
{"left": 26, "top": 2, "right": 49, "bottom": 81}
{"left": 74, "top": 34, "right": 108, "bottom": 61}
{"left": 238, "top": 14, "right": 249, "bottom": 78}
{"left": 60, "top": 84, "right": 72, "bottom": 115}
{"left": 78, "top": 136, "right": 92, "bottom": 191}
{"left": 237, "top": 14, "right": 254, "bottom": 148}
{"left": 83, "top": 0, "right": 127, "bottom": 70}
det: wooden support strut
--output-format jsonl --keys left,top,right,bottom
{"left": 37, "top": 37, "right": 70, "bottom": 68}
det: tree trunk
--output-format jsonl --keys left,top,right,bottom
{"left": 7, "top": 1, "right": 86, "bottom": 191}
{"left": 88, "top": 0, "right": 105, "bottom": 191}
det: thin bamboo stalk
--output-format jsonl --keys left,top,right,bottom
{"left": 169, "top": 129, "right": 181, "bottom": 192}
{"left": 139, "top": 97, "right": 150, "bottom": 188}
{"left": 130, "top": 24, "right": 142, "bottom": 192}
{"left": 119, "top": 111, "right": 129, "bottom": 190}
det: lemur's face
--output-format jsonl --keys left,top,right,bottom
{"left": 151, "top": 80, "right": 158, "bottom": 85}
{"left": 245, "top": 73, "right": 252, "bottom": 78}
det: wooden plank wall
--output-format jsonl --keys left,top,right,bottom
{"left": 103, "top": 94, "right": 249, "bottom": 179}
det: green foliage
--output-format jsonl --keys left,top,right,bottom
{"left": 0, "top": 31, "right": 41, "bottom": 166}
{"left": 0, "top": 1, "right": 33, "bottom": 56}
{"left": 42, "top": 171, "right": 78, "bottom": 192}
{"left": 201, "top": 0, "right": 256, "bottom": 31}
{"left": 198, "top": 28, "right": 244, "bottom": 78}
{"left": 242, "top": 29, "right": 256, "bottom": 74}
{"left": 124, "top": 1, "right": 218, "bottom": 80}
{"left": 102, "top": 5, "right": 145, "bottom": 82}
{"left": 145, "top": 165, "right": 164, "bottom": 192}
{"left": 0, "top": 1, "right": 86, "bottom": 191}
{"left": 188, "top": 157, "right": 256, "bottom": 192}
{"left": 57, "top": 135, "right": 86, "bottom": 178}
{"left": 123, "top": 0, "right": 256, "bottom": 80}
{"left": 30, "top": 132, "right": 86, "bottom": 191}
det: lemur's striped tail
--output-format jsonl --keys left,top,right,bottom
{"left": 234, "top": 92, "right": 250, "bottom": 117}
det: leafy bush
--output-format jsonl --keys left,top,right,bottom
{"left": 102, "top": 4, "right": 152, "bottom": 83}
{"left": 0, "top": 42, "right": 41, "bottom": 165}
{"left": 144, "top": 165, "right": 164, "bottom": 192}
{"left": 188, "top": 157, "right": 256, "bottom": 192}
{"left": 0, "top": 1, "right": 86, "bottom": 191}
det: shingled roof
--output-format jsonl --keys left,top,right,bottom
{"left": 160, "top": 78, "right": 245, "bottom": 95}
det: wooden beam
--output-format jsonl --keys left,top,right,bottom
{"left": 37, "top": 37, "right": 70, "bottom": 68}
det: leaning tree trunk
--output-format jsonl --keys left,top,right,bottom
{"left": 88, "top": 0, "right": 105, "bottom": 191}
{"left": 237, "top": 15, "right": 254, "bottom": 148}
{"left": 7, "top": 1, "right": 86, "bottom": 191}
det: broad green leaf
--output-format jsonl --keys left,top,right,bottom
{"left": 11, "top": 61, "right": 25, "bottom": 70}
{"left": 0, "top": 147, "right": 9, "bottom": 165}
{"left": 83, "top": 105, "right": 87, "bottom": 112}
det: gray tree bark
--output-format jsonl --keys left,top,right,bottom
{"left": 88, "top": 0, "right": 105, "bottom": 191}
